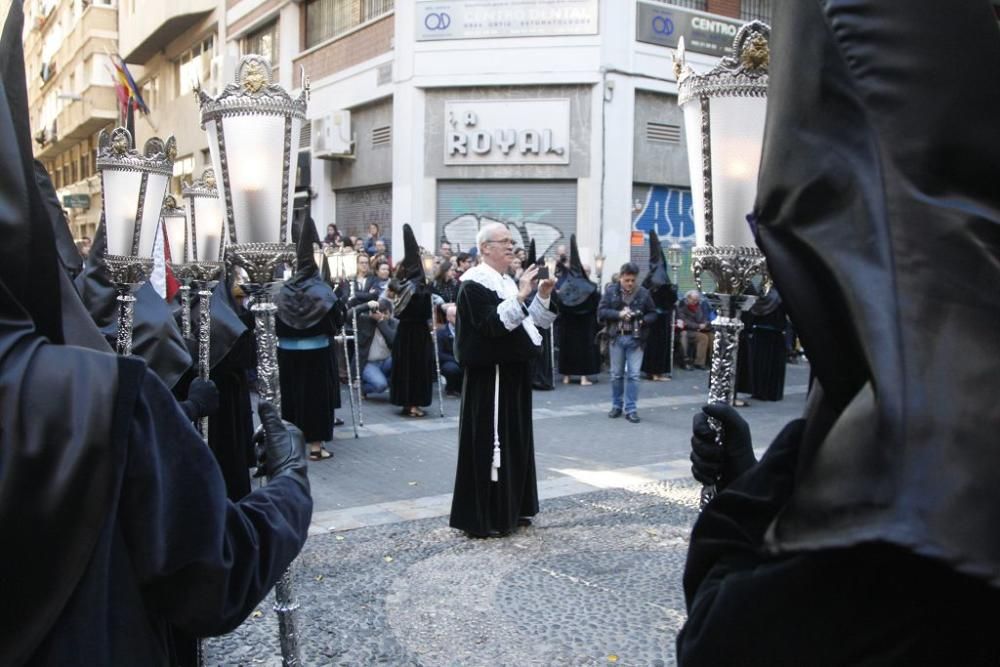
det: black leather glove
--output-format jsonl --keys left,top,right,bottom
{"left": 253, "top": 402, "right": 310, "bottom": 495}
{"left": 180, "top": 378, "right": 220, "bottom": 421}
{"left": 690, "top": 403, "right": 757, "bottom": 491}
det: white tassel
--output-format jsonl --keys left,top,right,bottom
{"left": 491, "top": 364, "right": 501, "bottom": 483}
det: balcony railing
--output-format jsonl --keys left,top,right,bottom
{"left": 740, "top": 0, "right": 772, "bottom": 24}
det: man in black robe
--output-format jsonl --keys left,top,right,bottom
{"left": 556, "top": 234, "right": 600, "bottom": 385}
{"left": 449, "top": 222, "right": 557, "bottom": 538}
{"left": 0, "top": 5, "right": 312, "bottom": 663}
{"left": 678, "top": 2, "right": 1000, "bottom": 662}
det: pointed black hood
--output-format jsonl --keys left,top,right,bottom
{"left": 755, "top": 0, "right": 1000, "bottom": 585}
{"left": 295, "top": 216, "right": 320, "bottom": 277}
{"left": 643, "top": 231, "right": 670, "bottom": 289}
{"left": 526, "top": 239, "right": 537, "bottom": 268}
{"left": 0, "top": 5, "right": 120, "bottom": 663}
{"left": 0, "top": 2, "right": 62, "bottom": 344}
{"left": 558, "top": 234, "right": 597, "bottom": 308}
{"left": 399, "top": 223, "right": 424, "bottom": 281}
{"left": 275, "top": 217, "right": 336, "bottom": 329}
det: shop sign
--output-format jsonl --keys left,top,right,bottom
{"left": 636, "top": 1, "right": 744, "bottom": 58}
{"left": 444, "top": 99, "right": 570, "bottom": 166}
{"left": 62, "top": 193, "right": 91, "bottom": 209}
{"left": 416, "top": 0, "right": 599, "bottom": 42}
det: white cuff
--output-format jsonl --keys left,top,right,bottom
{"left": 528, "top": 295, "right": 557, "bottom": 329}
{"left": 497, "top": 296, "right": 527, "bottom": 331}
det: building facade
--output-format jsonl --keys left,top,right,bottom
{"left": 118, "top": 0, "right": 224, "bottom": 195}
{"left": 272, "top": 0, "right": 768, "bottom": 285}
{"left": 26, "top": 0, "right": 121, "bottom": 240}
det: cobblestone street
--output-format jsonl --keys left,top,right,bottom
{"left": 205, "top": 363, "right": 810, "bottom": 665}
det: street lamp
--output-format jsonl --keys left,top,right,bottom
{"left": 676, "top": 22, "right": 771, "bottom": 507}
{"left": 160, "top": 194, "right": 192, "bottom": 336}
{"left": 666, "top": 242, "right": 683, "bottom": 288}
{"left": 594, "top": 252, "right": 606, "bottom": 288}
{"left": 198, "top": 54, "right": 307, "bottom": 664}
{"left": 96, "top": 126, "right": 176, "bottom": 354}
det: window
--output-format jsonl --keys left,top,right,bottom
{"left": 176, "top": 36, "right": 215, "bottom": 97}
{"left": 243, "top": 21, "right": 279, "bottom": 65}
{"left": 172, "top": 154, "right": 195, "bottom": 194}
{"left": 141, "top": 76, "right": 159, "bottom": 110}
{"left": 740, "top": 0, "right": 772, "bottom": 24}
{"left": 79, "top": 154, "right": 89, "bottom": 180}
{"left": 304, "top": 0, "right": 394, "bottom": 49}
{"left": 70, "top": 160, "right": 78, "bottom": 184}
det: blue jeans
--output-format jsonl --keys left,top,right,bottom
{"left": 362, "top": 357, "right": 392, "bottom": 395}
{"left": 610, "top": 336, "right": 644, "bottom": 413}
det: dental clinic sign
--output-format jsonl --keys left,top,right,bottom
{"left": 445, "top": 99, "right": 571, "bottom": 166}
{"left": 417, "top": 0, "right": 599, "bottom": 41}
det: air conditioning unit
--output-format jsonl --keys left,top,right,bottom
{"left": 312, "top": 110, "right": 355, "bottom": 160}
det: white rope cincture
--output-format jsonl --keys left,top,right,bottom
{"left": 491, "top": 363, "right": 501, "bottom": 482}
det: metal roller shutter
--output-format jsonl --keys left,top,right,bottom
{"left": 335, "top": 184, "right": 393, "bottom": 249}
{"left": 631, "top": 182, "right": 697, "bottom": 294}
{"left": 437, "top": 180, "right": 577, "bottom": 260}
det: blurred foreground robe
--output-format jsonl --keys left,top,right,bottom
{"left": 449, "top": 263, "right": 557, "bottom": 537}
{"left": 0, "top": 4, "right": 312, "bottom": 664}
{"left": 678, "top": 1, "right": 1000, "bottom": 663}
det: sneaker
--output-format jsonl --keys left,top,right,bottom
{"left": 625, "top": 412, "right": 641, "bottom": 424}
{"left": 608, "top": 407, "right": 623, "bottom": 418}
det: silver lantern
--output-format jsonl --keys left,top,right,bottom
{"left": 97, "top": 127, "right": 176, "bottom": 354}
{"left": 676, "top": 22, "right": 770, "bottom": 508}
{"left": 198, "top": 54, "right": 306, "bottom": 666}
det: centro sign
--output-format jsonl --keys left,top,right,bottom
{"left": 444, "top": 99, "right": 570, "bottom": 166}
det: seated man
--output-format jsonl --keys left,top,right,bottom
{"left": 437, "top": 303, "right": 462, "bottom": 396}
{"left": 676, "top": 290, "right": 711, "bottom": 369}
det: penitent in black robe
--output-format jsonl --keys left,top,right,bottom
{"left": 449, "top": 278, "right": 557, "bottom": 536}
{"left": 641, "top": 284, "right": 677, "bottom": 376}
{"left": 390, "top": 289, "right": 434, "bottom": 408}
{"left": 556, "top": 290, "right": 601, "bottom": 377}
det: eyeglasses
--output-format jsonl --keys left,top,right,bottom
{"left": 486, "top": 239, "right": 516, "bottom": 247}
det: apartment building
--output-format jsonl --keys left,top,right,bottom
{"left": 26, "top": 0, "right": 120, "bottom": 240}
{"left": 117, "top": 0, "right": 225, "bottom": 195}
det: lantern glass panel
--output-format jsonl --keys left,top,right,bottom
{"left": 136, "top": 172, "right": 170, "bottom": 258}
{"left": 101, "top": 169, "right": 143, "bottom": 256}
{"left": 210, "top": 114, "right": 298, "bottom": 244}
{"left": 681, "top": 100, "right": 707, "bottom": 246}
{"left": 191, "top": 195, "right": 225, "bottom": 262}
{"left": 708, "top": 95, "right": 766, "bottom": 247}
{"left": 163, "top": 212, "right": 188, "bottom": 263}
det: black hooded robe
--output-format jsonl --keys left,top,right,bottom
{"left": 276, "top": 220, "right": 344, "bottom": 443}
{"left": 640, "top": 283, "right": 677, "bottom": 377}
{"left": 449, "top": 277, "right": 558, "bottom": 536}
{"left": 555, "top": 290, "right": 601, "bottom": 377}
{"left": 389, "top": 288, "right": 435, "bottom": 408}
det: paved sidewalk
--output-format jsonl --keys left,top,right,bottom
{"left": 204, "top": 479, "right": 701, "bottom": 666}
{"left": 213, "top": 364, "right": 811, "bottom": 665}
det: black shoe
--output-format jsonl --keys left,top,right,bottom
{"left": 625, "top": 412, "right": 641, "bottom": 424}
{"left": 333, "top": 417, "right": 345, "bottom": 426}
{"left": 608, "top": 407, "right": 623, "bottom": 418}
{"left": 517, "top": 516, "right": 533, "bottom": 527}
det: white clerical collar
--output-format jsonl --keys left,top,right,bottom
{"left": 459, "top": 262, "right": 515, "bottom": 298}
